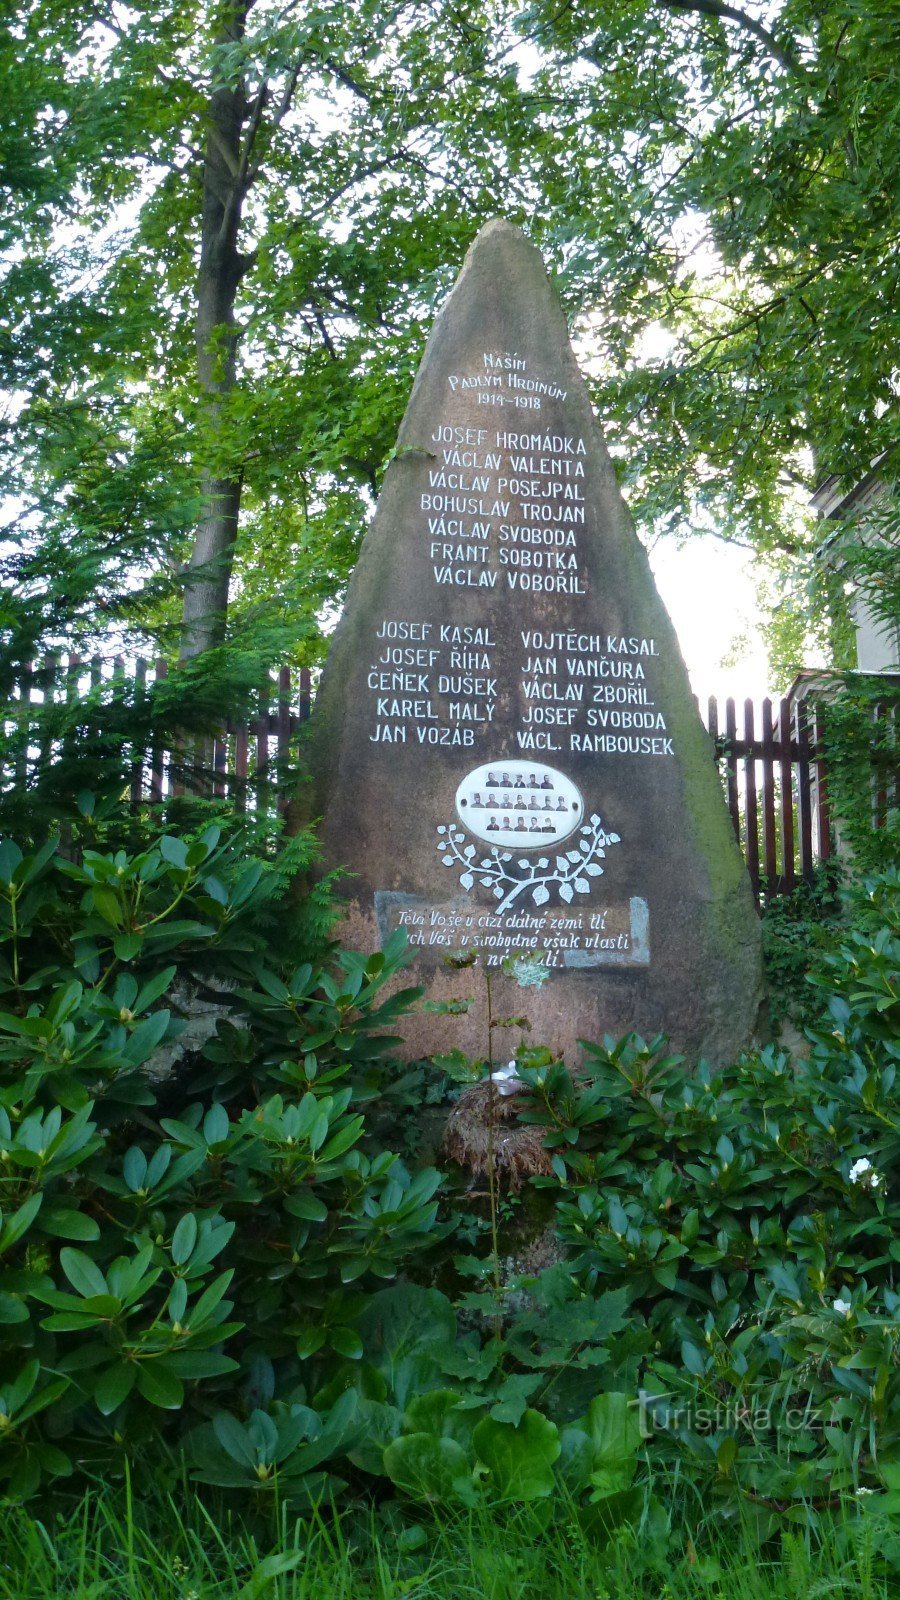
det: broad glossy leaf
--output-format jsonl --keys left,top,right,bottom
{"left": 473, "top": 1410, "right": 560, "bottom": 1501}
{"left": 94, "top": 1362, "right": 137, "bottom": 1415}
{"left": 136, "top": 1361, "right": 184, "bottom": 1410}
{"left": 59, "top": 1248, "right": 106, "bottom": 1299}
{"left": 383, "top": 1432, "right": 471, "bottom": 1501}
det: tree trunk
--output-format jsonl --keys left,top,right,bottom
{"left": 180, "top": 0, "right": 252, "bottom": 662}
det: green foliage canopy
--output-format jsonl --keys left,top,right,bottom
{"left": 1, "top": 0, "right": 897, "bottom": 663}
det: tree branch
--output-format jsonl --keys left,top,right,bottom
{"left": 247, "top": 60, "right": 303, "bottom": 184}
{"left": 684, "top": 264, "right": 827, "bottom": 361}
{"left": 308, "top": 304, "right": 337, "bottom": 360}
{"left": 321, "top": 56, "right": 372, "bottom": 102}
{"left": 271, "top": 60, "right": 303, "bottom": 130}
{"left": 235, "top": 78, "right": 269, "bottom": 195}
{"left": 651, "top": 0, "right": 798, "bottom": 72}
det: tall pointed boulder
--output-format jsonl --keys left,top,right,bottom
{"left": 308, "top": 221, "right": 765, "bottom": 1062}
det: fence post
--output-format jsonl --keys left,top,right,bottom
{"left": 14, "top": 665, "right": 32, "bottom": 790}
{"left": 213, "top": 733, "right": 227, "bottom": 801}
{"left": 778, "top": 696, "right": 795, "bottom": 893}
{"left": 811, "top": 700, "right": 832, "bottom": 863}
{"left": 277, "top": 664, "right": 291, "bottom": 816}
{"left": 235, "top": 723, "right": 248, "bottom": 813}
{"left": 299, "top": 667, "right": 312, "bottom": 723}
{"left": 760, "top": 698, "right": 778, "bottom": 896}
{"left": 724, "top": 698, "right": 740, "bottom": 844}
{"left": 150, "top": 659, "right": 167, "bottom": 804}
{"left": 38, "top": 651, "right": 60, "bottom": 773}
{"left": 743, "top": 699, "right": 760, "bottom": 896}
{"left": 255, "top": 674, "right": 271, "bottom": 816}
{"left": 130, "top": 659, "right": 147, "bottom": 809}
{"left": 63, "top": 654, "right": 81, "bottom": 772}
{"left": 795, "top": 700, "right": 815, "bottom": 882}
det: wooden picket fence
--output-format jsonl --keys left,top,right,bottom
{"left": 2, "top": 655, "right": 313, "bottom": 817}
{"left": 702, "top": 696, "right": 831, "bottom": 898}
{"left": 136, "top": 661, "right": 315, "bottom": 814}
{"left": 3, "top": 656, "right": 896, "bottom": 898}
{"left": 703, "top": 691, "right": 898, "bottom": 897}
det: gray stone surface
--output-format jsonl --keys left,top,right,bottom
{"left": 308, "top": 220, "right": 765, "bottom": 1063}
{"left": 143, "top": 979, "right": 233, "bottom": 1083}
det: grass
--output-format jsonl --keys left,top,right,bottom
{"left": 0, "top": 1476, "right": 894, "bottom": 1600}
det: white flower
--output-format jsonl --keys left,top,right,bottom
{"left": 833, "top": 1298, "right": 852, "bottom": 1316}
{"left": 489, "top": 1060, "right": 524, "bottom": 1097}
{"left": 849, "top": 1158, "right": 882, "bottom": 1189}
{"left": 856, "top": 1486, "right": 876, "bottom": 1496}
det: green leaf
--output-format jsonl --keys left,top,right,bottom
{"left": 123, "top": 1147, "right": 148, "bottom": 1192}
{"left": 39, "top": 1207, "right": 100, "bottom": 1242}
{"left": 283, "top": 1191, "right": 328, "bottom": 1222}
{"left": 383, "top": 1432, "right": 472, "bottom": 1502}
{"left": 136, "top": 1361, "right": 184, "bottom": 1409}
{"left": 681, "top": 1341, "right": 706, "bottom": 1377}
{"left": 186, "top": 837, "right": 215, "bottom": 869}
{"left": 5, "top": 1359, "right": 38, "bottom": 1411}
{"left": 203, "top": 1104, "right": 229, "bottom": 1145}
{"left": 584, "top": 1393, "right": 643, "bottom": 1468}
{"left": 233, "top": 1554, "right": 304, "bottom": 1600}
{"left": 0, "top": 1011, "right": 51, "bottom": 1039}
{"left": 0, "top": 1292, "right": 29, "bottom": 1323}
{"left": 14, "top": 841, "right": 58, "bottom": 887}
{"left": 473, "top": 1410, "right": 560, "bottom": 1502}
{"left": 0, "top": 1192, "right": 42, "bottom": 1251}
{"left": 13, "top": 1377, "right": 70, "bottom": 1427}
{"left": 42, "top": 1310, "right": 109, "bottom": 1332}
{"left": 171, "top": 1213, "right": 198, "bottom": 1266}
{"left": 59, "top": 1248, "right": 107, "bottom": 1299}
{"left": 91, "top": 887, "right": 123, "bottom": 927}
{"left": 159, "top": 835, "right": 189, "bottom": 870}
{"left": 189, "top": 1269, "right": 234, "bottom": 1329}
{"left": 329, "top": 1327, "right": 363, "bottom": 1360}
{"left": 46, "top": 980, "right": 83, "bottom": 1025}
{"left": 296, "top": 1327, "right": 326, "bottom": 1359}
{"left": 254, "top": 969, "right": 291, "bottom": 1003}
{"left": 581, "top": 1484, "right": 644, "bottom": 1534}
{"left": 317, "top": 1117, "right": 365, "bottom": 1163}
{"left": 404, "top": 1390, "right": 479, "bottom": 1449}
{"left": 213, "top": 1412, "right": 257, "bottom": 1467}
{"left": 166, "top": 1352, "right": 239, "bottom": 1380}
{"left": 681, "top": 1208, "right": 700, "bottom": 1246}
{"left": 768, "top": 1263, "right": 803, "bottom": 1303}
{"left": 358, "top": 1285, "right": 456, "bottom": 1365}
{"left": 488, "top": 1373, "right": 542, "bottom": 1425}
{"left": 0, "top": 839, "right": 24, "bottom": 884}
{"left": 94, "top": 1362, "right": 137, "bottom": 1415}
{"left": 557, "top": 1426, "right": 594, "bottom": 1493}
{"left": 134, "top": 966, "right": 177, "bottom": 1013}
{"left": 124, "top": 1010, "right": 171, "bottom": 1063}
{"left": 8, "top": 1454, "right": 40, "bottom": 1499}
{"left": 357, "top": 1286, "right": 456, "bottom": 1408}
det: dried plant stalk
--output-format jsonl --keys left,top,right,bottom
{"left": 442, "top": 1080, "right": 554, "bottom": 1191}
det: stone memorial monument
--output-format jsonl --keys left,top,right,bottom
{"left": 308, "top": 220, "right": 765, "bottom": 1062}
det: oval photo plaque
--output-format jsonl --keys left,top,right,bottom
{"left": 454, "top": 759, "right": 584, "bottom": 849}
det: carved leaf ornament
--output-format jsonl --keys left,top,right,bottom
{"left": 436, "top": 812, "right": 620, "bottom": 914}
